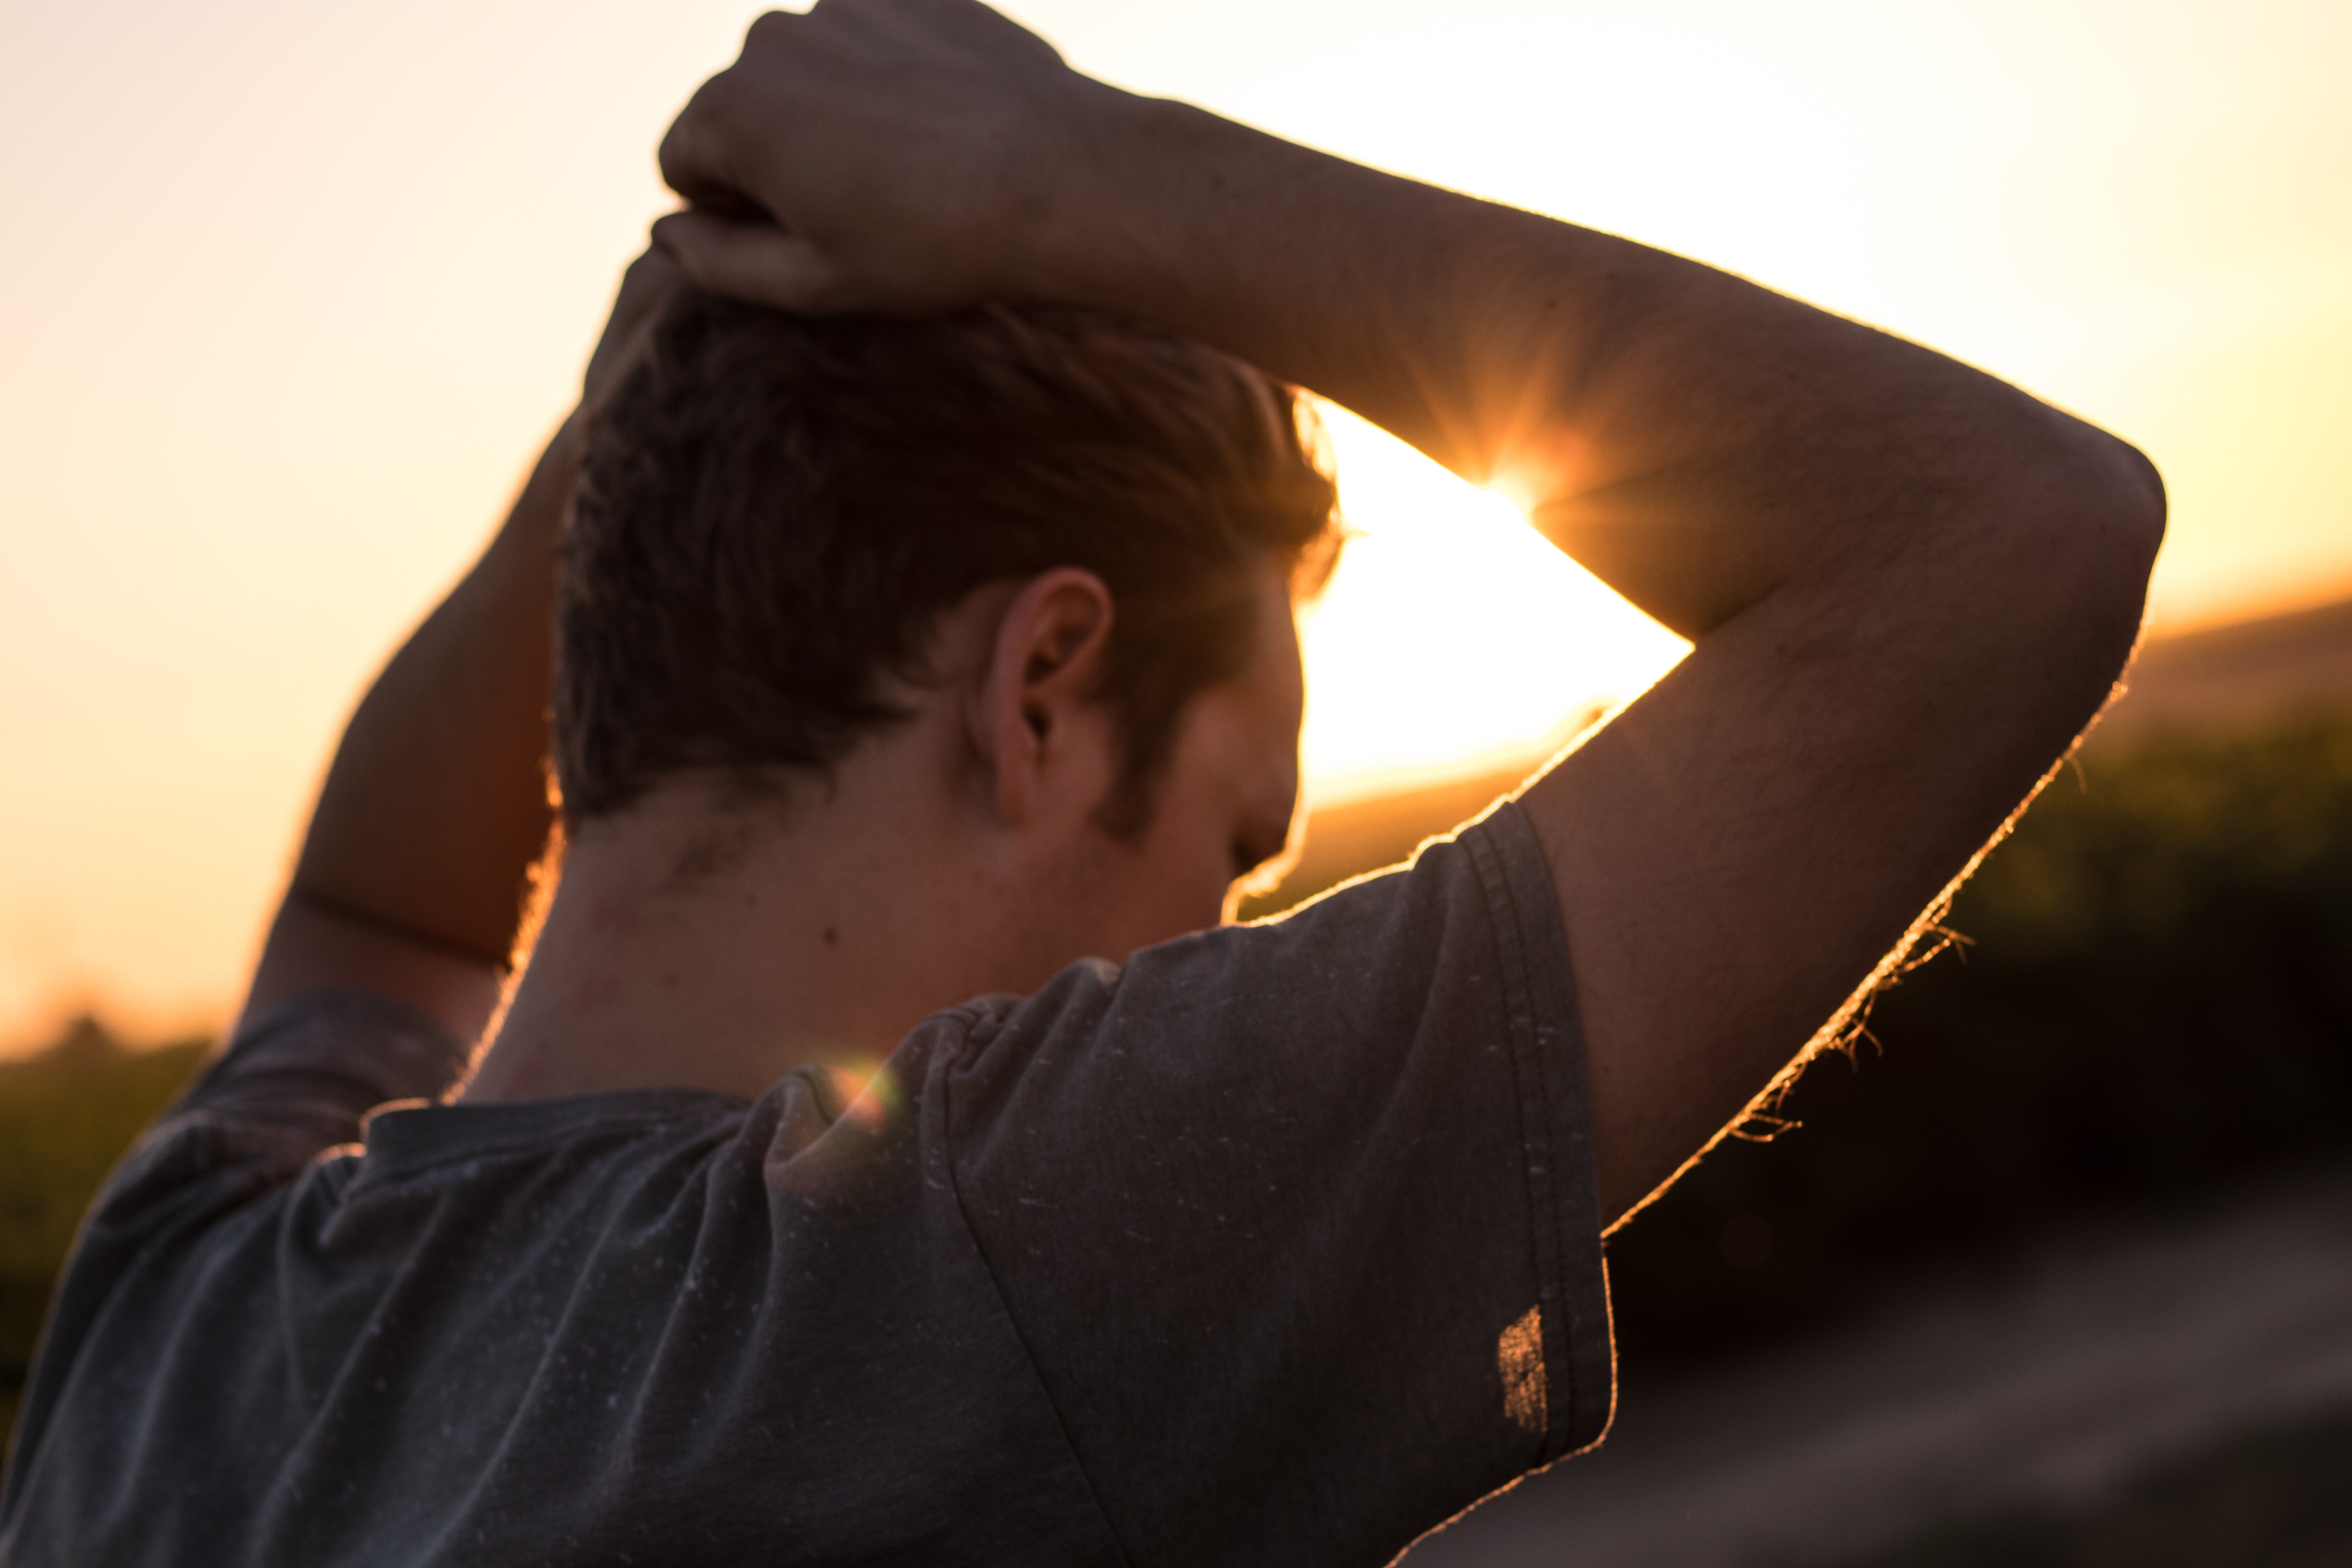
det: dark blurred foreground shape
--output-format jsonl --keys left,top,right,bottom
{"left": 7, "top": 599, "right": 2352, "bottom": 1555}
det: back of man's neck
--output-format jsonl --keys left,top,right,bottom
{"left": 461, "top": 776, "right": 1000, "bottom": 1104}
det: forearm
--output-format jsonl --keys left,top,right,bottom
{"left": 1027, "top": 91, "right": 2153, "bottom": 637}
{"left": 655, "top": 11, "right": 2158, "bottom": 639}
{"left": 288, "top": 420, "right": 576, "bottom": 965}
{"left": 235, "top": 253, "right": 674, "bottom": 1038}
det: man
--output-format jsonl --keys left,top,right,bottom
{"left": 0, "top": 2, "right": 2163, "bottom": 1563}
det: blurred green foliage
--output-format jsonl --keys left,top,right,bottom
{"left": 0, "top": 1022, "right": 208, "bottom": 1450}
{"left": 1606, "top": 713, "right": 2352, "bottom": 1365}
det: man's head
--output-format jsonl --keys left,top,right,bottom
{"left": 551, "top": 289, "right": 1340, "bottom": 964}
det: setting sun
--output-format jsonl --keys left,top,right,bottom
{"left": 1300, "top": 407, "right": 1689, "bottom": 802}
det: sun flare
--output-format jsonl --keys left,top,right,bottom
{"left": 1297, "top": 405, "right": 1690, "bottom": 806}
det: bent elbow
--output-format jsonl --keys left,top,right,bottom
{"left": 2012, "top": 408, "right": 2164, "bottom": 599}
{"left": 2007, "top": 423, "right": 2168, "bottom": 724}
{"left": 2084, "top": 430, "right": 2168, "bottom": 588}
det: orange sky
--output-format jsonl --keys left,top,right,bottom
{"left": 3, "top": 0, "right": 2348, "bottom": 1049}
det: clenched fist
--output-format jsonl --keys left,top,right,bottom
{"left": 654, "top": 0, "right": 1109, "bottom": 316}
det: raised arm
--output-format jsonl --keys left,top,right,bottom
{"left": 236, "top": 254, "right": 681, "bottom": 1045}
{"left": 651, "top": 0, "right": 2163, "bottom": 1225}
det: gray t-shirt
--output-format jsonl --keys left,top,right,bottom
{"left": 1, "top": 803, "right": 1612, "bottom": 1566}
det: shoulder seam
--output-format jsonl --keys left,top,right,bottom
{"left": 929, "top": 1019, "right": 1142, "bottom": 1568}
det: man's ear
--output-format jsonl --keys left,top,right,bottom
{"left": 968, "top": 568, "right": 1116, "bottom": 827}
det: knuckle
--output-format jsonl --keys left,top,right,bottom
{"left": 744, "top": 9, "right": 799, "bottom": 47}
{"left": 654, "top": 118, "right": 694, "bottom": 183}
{"left": 621, "top": 250, "right": 679, "bottom": 294}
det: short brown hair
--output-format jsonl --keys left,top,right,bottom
{"left": 554, "top": 291, "right": 1341, "bottom": 835}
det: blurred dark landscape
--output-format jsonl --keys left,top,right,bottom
{"left": 1603, "top": 682, "right": 2352, "bottom": 1374}
{"left": 7, "top": 598, "right": 2352, "bottom": 1559}
{"left": 1284, "top": 598, "right": 2352, "bottom": 1563}
{"left": 1245, "top": 599, "right": 2352, "bottom": 1369}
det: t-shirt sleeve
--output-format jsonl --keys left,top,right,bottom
{"left": 0, "top": 994, "right": 472, "bottom": 1528}
{"left": 939, "top": 800, "right": 1614, "bottom": 1567}
{"left": 145, "top": 991, "right": 473, "bottom": 1180}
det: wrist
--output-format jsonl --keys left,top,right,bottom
{"left": 1011, "top": 91, "right": 1367, "bottom": 378}
{"left": 487, "top": 418, "right": 585, "bottom": 558}
{"left": 1014, "top": 86, "right": 1204, "bottom": 312}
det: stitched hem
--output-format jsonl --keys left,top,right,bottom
{"left": 1462, "top": 802, "right": 1617, "bottom": 1459}
{"left": 931, "top": 1017, "right": 1141, "bottom": 1568}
